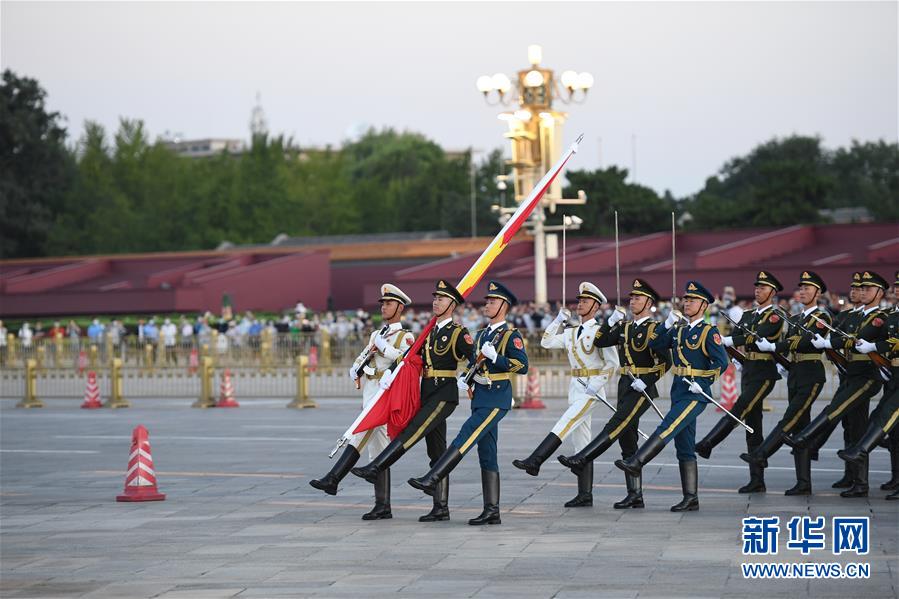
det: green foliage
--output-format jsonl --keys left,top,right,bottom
{"left": 0, "top": 70, "right": 75, "bottom": 258}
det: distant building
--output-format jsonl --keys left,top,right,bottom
{"left": 819, "top": 207, "right": 873, "bottom": 224}
{"left": 165, "top": 138, "right": 244, "bottom": 158}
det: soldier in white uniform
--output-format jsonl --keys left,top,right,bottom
{"left": 512, "top": 282, "right": 619, "bottom": 507}
{"left": 309, "top": 284, "right": 413, "bottom": 520}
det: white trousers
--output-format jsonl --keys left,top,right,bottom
{"left": 550, "top": 381, "right": 604, "bottom": 452}
{"left": 349, "top": 378, "right": 390, "bottom": 460}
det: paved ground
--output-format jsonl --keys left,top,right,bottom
{"left": 1, "top": 396, "right": 897, "bottom": 598}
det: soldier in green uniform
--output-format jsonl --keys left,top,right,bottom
{"left": 557, "top": 278, "right": 668, "bottom": 509}
{"left": 740, "top": 271, "right": 830, "bottom": 495}
{"left": 838, "top": 270, "right": 899, "bottom": 499}
{"left": 785, "top": 270, "right": 889, "bottom": 498}
{"left": 695, "top": 271, "right": 785, "bottom": 494}
{"left": 351, "top": 279, "right": 474, "bottom": 522}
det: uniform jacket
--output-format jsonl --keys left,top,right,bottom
{"left": 420, "top": 320, "right": 474, "bottom": 404}
{"left": 541, "top": 317, "right": 619, "bottom": 401}
{"left": 595, "top": 316, "right": 665, "bottom": 399}
{"left": 731, "top": 304, "right": 784, "bottom": 383}
{"left": 470, "top": 322, "right": 528, "bottom": 410}
{"left": 650, "top": 318, "right": 729, "bottom": 402}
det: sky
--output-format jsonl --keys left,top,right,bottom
{"left": 2, "top": 1, "right": 897, "bottom": 197}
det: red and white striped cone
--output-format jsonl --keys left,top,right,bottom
{"left": 718, "top": 363, "right": 738, "bottom": 412}
{"left": 216, "top": 368, "right": 239, "bottom": 408}
{"left": 187, "top": 348, "right": 199, "bottom": 374}
{"left": 80, "top": 371, "right": 102, "bottom": 409}
{"left": 519, "top": 367, "right": 545, "bottom": 409}
{"left": 116, "top": 425, "right": 165, "bottom": 502}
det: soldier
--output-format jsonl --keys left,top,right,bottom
{"left": 408, "top": 281, "right": 528, "bottom": 525}
{"left": 511, "top": 282, "right": 619, "bottom": 507}
{"left": 309, "top": 284, "right": 413, "bottom": 520}
{"left": 615, "top": 281, "right": 729, "bottom": 511}
{"left": 838, "top": 270, "right": 899, "bottom": 499}
{"left": 557, "top": 278, "right": 667, "bottom": 509}
{"left": 351, "top": 280, "right": 473, "bottom": 522}
{"left": 785, "top": 270, "right": 889, "bottom": 498}
{"left": 696, "top": 271, "right": 785, "bottom": 494}
{"left": 740, "top": 271, "right": 830, "bottom": 495}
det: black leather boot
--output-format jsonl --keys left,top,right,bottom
{"left": 361, "top": 469, "right": 392, "bottom": 520}
{"left": 564, "top": 462, "right": 593, "bottom": 507}
{"left": 558, "top": 431, "right": 614, "bottom": 475}
{"left": 309, "top": 445, "right": 360, "bottom": 495}
{"left": 469, "top": 469, "right": 501, "bottom": 525}
{"left": 783, "top": 412, "right": 830, "bottom": 450}
{"left": 408, "top": 448, "right": 463, "bottom": 496}
{"left": 615, "top": 432, "right": 665, "bottom": 477}
{"left": 695, "top": 417, "right": 735, "bottom": 459}
{"left": 670, "top": 460, "right": 699, "bottom": 512}
{"left": 882, "top": 437, "right": 899, "bottom": 491}
{"left": 886, "top": 488, "right": 899, "bottom": 500}
{"left": 838, "top": 426, "right": 884, "bottom": 465}
{"left": 740, "top": 425, "right": 784, "bottom": 469}
{"left": 614, "top": 472, "right": 644, "bottom": 509}
{"left": 832, "top": 462, "right": 854, "bottom": 489}
{"left": 840, "top": 455, "right": 869, "bottom": 498}
{"left": 784, "top": 447, "right": 812, "bottom": 496}
{"left": 419, "top": 476, "right": 450, "bottom": 522}
{"left": 512, "top": 433, "right": 562, "bottom": 476}
{"left": 351, "top": 437, "right": 406, "bottom": 485}
{"left": 738, "top": 461, "right": 766, "bottom": 494}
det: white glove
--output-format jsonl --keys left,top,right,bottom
{"left": 607, "top": 309, "right": 625, "bottom": 327}
{"left": 378, "top": 371, "right": 392, "bottom": 390}
{"left": 755, "top": 338, "right": 776, "bottom": 352}
{"left": 731, "top": 358, "right": 742, "bottom": 372}
{"left": 776, "top": 363, "right": 788, "bottom": 378}
{"left": 664, "top": 311, "right": 679, "bottom": 328}
{"left": 362, "top": 365, "right": 375, "bottom": 376}
{"left": 553, "top": 308, "right": 571, "bottom": 324}
{"left": 855, "top": 339, "right": 876, "bottom": 354}
{"left": 373, "top": 334, "right": 389, "bottom": 352}
{"left": 811, "top": 334, "right": 830, "bottom": 349}
{"left": 348, "top": 365, "right": 359, "bottom": 380}
{"left": 481, "top": 342, "right": 498, "bottom": 363}
{"left": 722, "top": 335, "right": 734, "bottom": 348}
{"left": 456, "top": 374, "right": 469, "bottom": 390}
{"left": 585, "top": 380, "right": 603, "bottom": 396}
{"left": 687, "top": 380, "right": 704, "bottom": 395}
{"left": 630, "top": 378, "right": 647, "bottom": 393}
{"left": 474, "top": 373, "right": 491, "bottom": 386}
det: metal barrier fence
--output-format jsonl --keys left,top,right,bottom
{"left": 0, "top": 358, "right": 844, "bottom": 405}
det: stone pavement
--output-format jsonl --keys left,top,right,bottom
{"left": 1, "top": 397, "right": 897, "bottom": 598}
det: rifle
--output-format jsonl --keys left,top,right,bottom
{"left": 809, "top": 313, "right": 892, "bottom": 380}
{"left": 351, "top": 324, "right": 389, "bottom": 389}
{"left": 772, "top": 308, "right": 848, "bottom": 376}
{"left": 719, "top": 310, "right": 792, "bottom": 372}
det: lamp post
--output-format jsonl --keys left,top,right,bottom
{"left": 477, "top": 45, "right": 591, "bottom": 304}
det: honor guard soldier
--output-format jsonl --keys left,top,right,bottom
{"left": 838, "top": 270, "right": 899, "bottom": 499}
{"left": 309, "top": 284, "right": 414, "bottom": 520}
{"left": 351, "top": 280, "right": 473, "bottom": 522}
{"left": 696, "top": 271, "right": 785, "bottom": 494}
{"left": 408, "top": 281, "right": 528, "bottom": 525}
{"left": 512, "top": 282, "right": 619, "bottom": 507}
{"left": 557, "top": 278, "right": 667, "bottom": 509}
{"left": 615, "top": 281, "right": 729, "bottom": 512}
{"left": 786, "top": 270, "right": 889, "bottom": 498}
{"left": 741, "top": 271, "right": 830, "bottom": 496}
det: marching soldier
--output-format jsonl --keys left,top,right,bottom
{"left": 615, "top": 281, "right": 729, "bottom": 511}
{"left": 351, "top": 280, "right": 473, "bottom": 522}
{"left": 838, "top": 270, "right": 899, "bottom": 499}
{"left": 557, "top": 278, "right": 667, "bottom": 509}
{"left": 785, "top": 270, "right": 889, "bottom": 498}
{"left": 309, "top": 284, "right": 413, "bottom": 520}
{"left": 511, "top": 282, "right": 618, "bottom": 507}
{"left": 696, "top": 271, "right": 785, "bottom": 494}
{"left": 740, "top": 271, "right": 830, "bottom": 495}
{"left": 408, "top": 281, "right": 528, "bottom": 525}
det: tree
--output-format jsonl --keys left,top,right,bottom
{"left": 0, "top": 70, "right": 75, "bottom": 258}
{"left": 828, "top": 140, "right": 899, "bottom": 220}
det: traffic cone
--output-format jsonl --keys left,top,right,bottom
{"left": 187, "top": 348, "right": 199, "bottom": 374}
{"left": 519, "top": 367, "right": 545, "bottom": 409}
{"left": 77, "top": 350, "right": 88, "bottom": 375}
{"left": 216, "top": 368, "right": 239, "bottom": 408}
{"left": 718, "top": 363, "right": 738, "bottom": 412}
{"left": 80, "top": 371, "right": 102, "bottom": 409}
{"left": 116, "top": 425, "right": 166, "bottom": 502}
